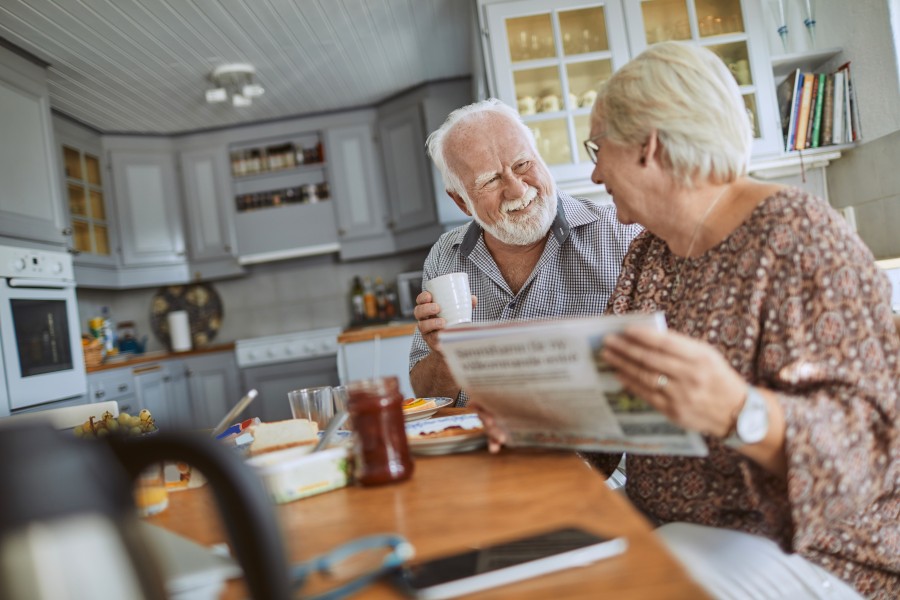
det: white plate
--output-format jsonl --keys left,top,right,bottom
{"left": 405, "top": 414, "right": 486, "bottom": 456}
{"left": 402, "top": 397, "right": 454, "bottom": 422}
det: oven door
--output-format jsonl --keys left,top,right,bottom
{"left": 0, "top": 279, "right": 87, "bottom": 409}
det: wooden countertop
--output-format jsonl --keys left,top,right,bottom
{"left": 338, "top": 321, "right": 417, "bottom": 344}
{"left": 150, "top": 447, "right": 707, "bottom": 599}
{"left": 85, "top": 342, "right": 235, "bottom": 373}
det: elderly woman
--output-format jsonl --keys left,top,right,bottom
{"left": 578, "top": 41, "right": 900, "bottom": 598}
{"left": 574, "top": 42, "right": 897, "bottom": 598}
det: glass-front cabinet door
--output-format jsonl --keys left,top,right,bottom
{"left": 622, "top": 0, "right": 782, "bottom": 157}
{"left": 61, "top": 144, "right": 114, "bottom": 261}
{"left": 481, "top": 0, "right": 631, "bottom": 186}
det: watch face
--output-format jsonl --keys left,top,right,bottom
{"left": 736, "top": 388, "right": 769, "bottom": 444}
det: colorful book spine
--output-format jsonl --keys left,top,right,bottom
{"left": 810, "top": 73, "right": 826, "bottom": 148}
{"left": 804, "top": 74, "right": 819, "bottom": 149}
{"left": 832, "top": 70, "right": 845, "bottom": 144}
{"left": 821, "top": 73, "right": 834, "bottom": 146}
{"left": 787, "top": 74, "right": 805, "bottom": 151}
{"left": 794, "top": 73, "right": 815, "bottom": 151}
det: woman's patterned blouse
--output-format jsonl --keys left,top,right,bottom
{"left": 606, "top": 187, "right": 899, "bottom": 598}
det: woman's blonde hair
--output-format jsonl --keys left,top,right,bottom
{"left": 593, "top": 41, "right": 751, "bottom": 187}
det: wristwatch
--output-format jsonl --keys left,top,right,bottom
{"left": 724, "top": 386, "right": 769, "bottom": 447}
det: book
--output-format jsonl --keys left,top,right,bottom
{"left": 776, "top": 68, "right": 801, "bottom": 150}
{"left": 810, "top": 73, "right": 827, "bottom": 148}
{"left": 821, "top": 73, "right": 834, "bottom": 146}
{"left": 838, "top": 61, "right": 863, "bottom": 142}
{"left": 804, "top": 74, "right": 820, "bottom": 149}
{"left": 787, "top": 72, "right": 805, "bottom": 152}
{"left": 794, "top": 73, "right": 815, "bottom": 150}
{"left": 833, "top": 70, "right": 846, "bottom": 144}
{"left": 438, "top": 313, "right": 708, "bottom": 457}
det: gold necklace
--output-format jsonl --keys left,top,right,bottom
{"left": 671, "top": 186, "right": 729, "bottom": 300}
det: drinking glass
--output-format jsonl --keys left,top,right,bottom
{"left": 288, "top": 386, "right": 335, "bottom": 430}
{"left": 332, "top": 385, "right": 351, "bottom": 430}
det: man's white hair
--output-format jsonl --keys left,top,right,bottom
{"left": 592, "top": 41, "right": 752, "bottom": 187}
{"left": 426, "top": 98, "right": 539, "bottom": 196}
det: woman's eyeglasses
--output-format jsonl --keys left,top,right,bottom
{"left": 291, "top": 533, "right": 415, "bottom": 600}
{"left": 583, "top": 132, "right": 607, "bottom": 165}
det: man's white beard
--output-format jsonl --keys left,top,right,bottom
{"left": 466, "top": 186, "right": 557, "bottom": 246}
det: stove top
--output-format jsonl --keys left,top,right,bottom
{"left": 235, "top": 327, "right": 341, "bottom": 368}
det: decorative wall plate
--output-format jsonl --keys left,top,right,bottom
{"left": 150, "top": 283, "right": 223, "bottom": 350}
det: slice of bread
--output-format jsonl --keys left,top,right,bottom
{"left": 246, "top": 419, "right": 319, "bottom": 456}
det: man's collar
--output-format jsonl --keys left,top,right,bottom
{"left": 459, "top": 191, "right": 575, "bottom": 258}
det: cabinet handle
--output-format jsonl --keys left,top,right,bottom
{"left": 62, "top": 227, "right": 73, "bottom": 236}
{"left": 185, "top": 368, "right": 193, "bottom": 377}
{"left": 95, "top": 390, "right": 106, "bottom": 399}
{"left": 177, "top": 250, "right": 186, "bottom": 257}
{"left": 67, "top": 247, "right": 81, "bottom": 256}
{"left": 223, "top": 244, "right": 231, "bottom": 252}
{"left": 337, "top": 228, "right": 346, "bottom": 236}
{"left": 163, "top": 376, "right": 171, "bottom": 383}
{"left": 387, "top": 220, "right": 396, "bottom": 230}
{"left": 117, "top": 384, "right": 128, "bottom": 392}
{"left": 120, "top": 404, "right": 132, "bottom": 413}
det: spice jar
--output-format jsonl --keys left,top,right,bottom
{"left": 347, "top": 376, "right": 414, "bottom": 486}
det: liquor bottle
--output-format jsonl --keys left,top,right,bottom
{"left": 374, "top": 277, "right": 387, "bottom": 320}
{"left": 363, "top": 277, "right": 377, "bottom": 321}
{"left": 350, "top": 276, "right": 365, "bottom": 323}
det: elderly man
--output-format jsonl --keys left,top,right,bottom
{"left": 409, "top": 98, "right": 641, "bottom": 405}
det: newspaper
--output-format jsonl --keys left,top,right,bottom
{"left": 439, "top": 312, "right": 708, "bottom": 457}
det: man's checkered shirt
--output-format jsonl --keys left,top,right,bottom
{"left": 409, "top": 192, "right": 642, "bottom": 406}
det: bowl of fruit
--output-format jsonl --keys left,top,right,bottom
{"left": 74, "top": 409, "right": 158, "bottom": 439}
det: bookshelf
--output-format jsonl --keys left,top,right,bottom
{"left": 770, "top": 47, "right": 843, "bottom": 80}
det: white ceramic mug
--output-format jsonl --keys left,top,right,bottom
{"left": 517, "top": 96, "right": 537, "bottom": 115}
{"left": 424, "top": 272, "right": 472, "bottom": 327}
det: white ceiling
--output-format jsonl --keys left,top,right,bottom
{"left": 0, "top": 0, "right": 473, "bottom": 134}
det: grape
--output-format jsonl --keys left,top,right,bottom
{"left": 130, "top": 426, "right": 142, "bottom": 436}
{"left": 139, "top": 409, "right": 151, "bottom": 422}
{"left": 118, "top": 413, "right": 132, "bottom": 426}
{"left": 73, "top": 425, "right": 84, "bottom": 437}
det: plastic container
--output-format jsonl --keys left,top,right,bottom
{"left": 246, "top": 445, "right": 350, "bottom": 503}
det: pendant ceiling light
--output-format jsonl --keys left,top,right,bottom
{"left": 205, "top": 63, "right": 265, "bottom": 107}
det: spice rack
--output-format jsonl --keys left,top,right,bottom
{"left": 230, "top": 131, "right": 330, "bottom": 213}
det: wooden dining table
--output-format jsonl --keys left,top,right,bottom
{"left": 149, "top": 424, "right": 708, "bottom": 599}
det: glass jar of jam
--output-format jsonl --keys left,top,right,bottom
{"left": 347, "top": 376, "right": 414, "bottom": 486}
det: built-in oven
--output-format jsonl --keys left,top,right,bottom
{"left": 0, "top": 244, "right": 86, "bottom": 413}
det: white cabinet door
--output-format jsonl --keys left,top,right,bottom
{"left": 132, "top": 364, "right": 172, "bottom": 429}
{"left": 379, "top": 104, "right": 437, "bottom": 234}
{"left": 325, "top": 122, "right": 394, "bottom": 259}
{"left": 184, "top": 352, "right": 241, "bottom": 429}
{"left": 109, "top": 150, "right": 186, "bottom": 266}
{"left": 0, "top": 50, "right": 66, "bottom": 245}
{"left": 163, "top": 360, "right": 191, "bottom": 428}
{"left": 179, "top": 147, "right": 238, "bottom": 262}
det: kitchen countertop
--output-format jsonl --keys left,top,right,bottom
{"left": 337, "top": 321, "right": 417, "bottom": 344}
{"left": 85, "top": 342, "right": 235, "bottom": 373}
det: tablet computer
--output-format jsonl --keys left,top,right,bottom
{"left": 394, "top": 526, "right": 626, "bottom": 600}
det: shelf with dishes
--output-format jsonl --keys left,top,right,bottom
{"left": 230, "top": 139, "right": 324, "bottom": 179}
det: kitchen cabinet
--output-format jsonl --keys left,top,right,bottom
{"left": 53, "top": 116, "right": 120, "bottom": 287}
{"left": 621, "top": 0, "right": 782, "bottom": 158}
{"left": 477, "top": 0, "right": 852, "bottom": 187}
{"left": 87, "top": 367, "right": 136, "bottom": 415}
{"left": 230, "top": 130, "right": 340, "bottom": 265}
{"left": 378, "top": 104, "right": 437, "bottom": 241}
{"left": 108, "top": 145, "right": 186, "bottom": 267}
{"left": 325, "top": 121, "right": 394, "bottom": 260}
{"left": 376, "top": 77, "right": 473, "bottom": 241}
{"left": 132, "top": 362, "right": 177, "bottom": 429}
{"left": 478, "top": 0, "right": 631, "bottom": 188}
{"left": 179, "top": 145, "right": 244, "bottom": 279}
{"left": 183, "top": 351, "right": 241, "bottom": 430}
{"left": 0, "top": 46, "right": 68, "bottom": 246}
